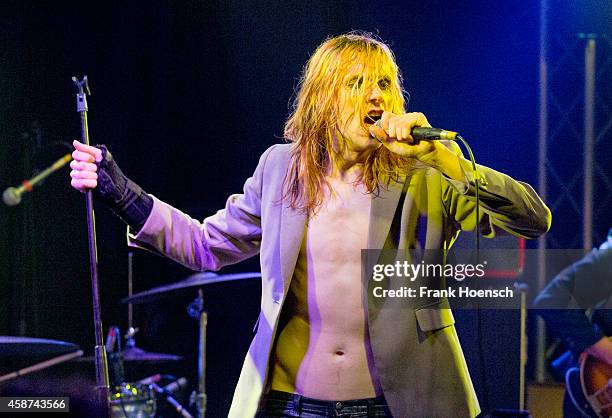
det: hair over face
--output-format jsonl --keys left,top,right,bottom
{"left": 283, "top": 31, "right": 413, "bottom": 213}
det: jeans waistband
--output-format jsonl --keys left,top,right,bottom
{"left": 259, "top": 389, "right": 391, "bottom": 416}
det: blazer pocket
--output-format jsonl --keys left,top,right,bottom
{"left": 415, "top": 299, "right": 455, "bottom": 332}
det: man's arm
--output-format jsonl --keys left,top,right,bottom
{"left": 126, "top": 146, "right": 278, "bottom": 271}
{"left": 534, "top": 238, "right": 612, "bottom": 357}
{"left": 71, "top": 140, "right": 277, "bottom": 272}
{"left": 370, "top": 112, "right": 551, "bottom": 239}
{"left": 439, "top": 140, "right": 551, "bottom": 239}
{"left": 71, "top": 140, "right": 153, "bottom": 231}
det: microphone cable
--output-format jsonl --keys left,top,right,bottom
{"left": 454, "top": 134, "right": 489, "bottom": 413}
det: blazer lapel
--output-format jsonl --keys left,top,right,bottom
{"left": 279, "top": 203, "right": 307, "bottom": 287}
{"left": 368, "top": 179, "right": 405, "bottom": 254}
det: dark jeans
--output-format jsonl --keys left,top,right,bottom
{"left": 256, "top": 390, "right": 393, "bottom": 418}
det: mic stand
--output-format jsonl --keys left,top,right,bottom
{"left": 187, "top": 289, "right": 207, "bottom": 418}
{"left": 72, "top": 75, "right": 110, "bottom": 416}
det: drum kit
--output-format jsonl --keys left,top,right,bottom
{"left": 0, "top": 270, "right": 261, "bottom": 418}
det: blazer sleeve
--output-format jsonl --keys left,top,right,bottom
{"left": 441, "top": 141, "right": 552, "bottom": 239}
{"left": 533, "top": 233, "right": 612, "bottom": 355}
{"left": 127, "top": 145, "right": 277, "bottom": 271}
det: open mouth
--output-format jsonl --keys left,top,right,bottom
{"left": 364, "top": 112, "right": 382, "bottom": 125}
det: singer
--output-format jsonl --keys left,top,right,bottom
{"left": 70, "top": 31, "right": 551, "bottom": 417}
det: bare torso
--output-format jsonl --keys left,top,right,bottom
{"left": 269, "top": 177, "right": 383, "bottom": 400}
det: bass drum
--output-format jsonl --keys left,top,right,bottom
{"left": 110, "top": 382, "right": 156, "bottom": 418}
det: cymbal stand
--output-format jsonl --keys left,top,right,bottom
{"left": 187, "top": 289, "right": 207, "bottom": 418}
{"left": 124, "top": 251, "right": 140, "bottom": 352}
{"left": 128, "top": 252, "right": 134, "bottom": 337}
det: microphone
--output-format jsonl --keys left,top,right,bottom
{"left": 372, "top": 119, "right": 458, "bottom": 141}
{"left": 162, "top": 377, "right": 188, "bottom": 395}
{"left": 2, "top": 187, "right": 21, "bottom": 206}
{"left": 2, "top": 153, "right": 72, "bottom": 206}
{"left": 151, "top": 377, "right": 193, "bottom": 418}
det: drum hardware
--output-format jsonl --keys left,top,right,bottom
{"left": 105, "top": 326, "right": 190, "bottom": 418}
{"left": 107, "top": 253, "right": 192, "bottom": 417}
{"left": 0, "top": 337, "right": 83, "bottom": 383}
{"left": 109, "top": 374, "right": 192, "bottom": 418}
{"left": 122, "top": 271, "right": 261, "bottom": 418}
{"left": 151, "top": 377, "right": 193, "bottom": 418}
{"left": 121, "top": 272, "right": 261, "bottom": 305}
{"left": 0, "top": 266, "right": 259, "bottom": 416}
{"left": 119, "top": 254, "right": 184, "bottom": 363}
{"left": 122, "top": 346, "right": 183, "bottom": 362}
{"left": 187, "top": 289, "right": 207, "bottom": 418}
{"left": 0, "top": 336, "right": 80, "bottom": 358}
{"left": 106, "top": 326, "right": 125, "bottom": 387}
{"left": 110, "top": 381, "right": 157, "bottom": 418}
{"left": 76, "top": 348, "right": 183, "bottom": 364}
{"left": 75, "top": 324, "right": 183, "bottom": 365}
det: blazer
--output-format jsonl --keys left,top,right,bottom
{"left": 128, "top": 143, "right": 551, "bottom": 417}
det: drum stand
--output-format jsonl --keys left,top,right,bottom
{"left": 121, "top": 271, "right": 261, "bottom": 418}
{"left": 111, "top": 253, "right": 193, "bottom": 417}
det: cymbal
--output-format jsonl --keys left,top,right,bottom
{"left": 0, "top": 336, "right": 80, "bottom": 358}
{"left": 122, "top": 272, "right": 261, "bottom": 304}
{"left": 76, "top": 346, "right": 183, "bottom": 363}
{"left": 122, "top": 346, "right": 182, "bottom": 362}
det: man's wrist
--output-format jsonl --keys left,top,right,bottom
{"left": 95, "top": 145, "right": 153, "bottom": 231}
{"left": 114, "top": 184, "right": 153, "bottom": 232}
{"left": 419, "top": 142, "right": 466, "bottom": 182}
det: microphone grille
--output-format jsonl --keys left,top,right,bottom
{"left": 3, "top": 187, "right": 21, "bottom": 206}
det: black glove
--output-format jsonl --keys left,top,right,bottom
{"left": 96, "top": 145, "right": 153, "bottom": 232}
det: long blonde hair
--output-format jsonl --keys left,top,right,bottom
{"left": 283, "top": 31, "right": 412, "bottom": 213}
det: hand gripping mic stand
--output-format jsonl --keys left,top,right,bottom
{"left": 72, "top": 76, "right": 111, "bottom": 416}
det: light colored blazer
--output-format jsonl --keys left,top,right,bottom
{"left": 128, "top": 143, "right": 551, "bottom": 418}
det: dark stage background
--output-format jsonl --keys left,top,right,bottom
{"left": 1, "top": 1, "right": 610, "bottom": 417}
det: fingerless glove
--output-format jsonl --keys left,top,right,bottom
{"left": 95, "top": 145, "right": 153, "bottom": 232}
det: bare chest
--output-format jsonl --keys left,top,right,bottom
{"left": 306, "top": 181, "right": 372, "bottom": 260}
{"left": 271, "top": 181, "right": 380, "bottom": 398}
